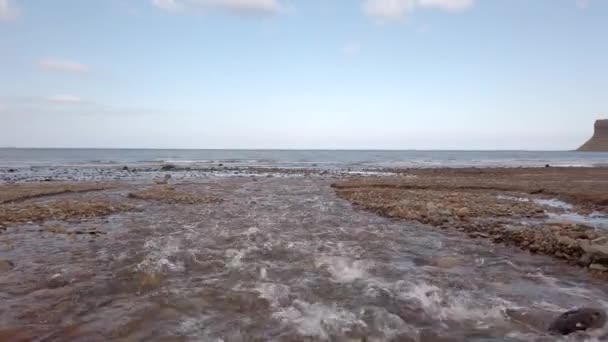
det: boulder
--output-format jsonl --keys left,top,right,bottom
{"left": 548, "top": 308, "right": 607, "bottom": 335}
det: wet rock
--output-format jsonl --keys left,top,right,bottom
{"left": 578, "top": 253, "right": 593, "bottom": 267}
{"left": 589, "top": 263, "right": 608, "bottom": 272}
{"left": 456, "top": 207, "right": 471, "bottom": 217}
{"left": 46, "top": 274, "right": 70, "bottom": 289}
{"left": 432, "top": 256, "right": 462, "bottom": 269}
{"left": 579, "top": 241, "right": 608, "bottom": 265}
{"left": 593, "top": 236, "right": 608, "bottom": 244}
{"left": 0, "top": 259, "right": 15, "bottom": 272}
{"left": 160, "top": 164, "right": 177, "bottom": 171}
{"left": 122, "top": 166, "right": 129, "bottom": 171}
{"left": 548, "top": 308, "right": 607, "bottom": 335}
{"left": 468, "top": 232, "right": 490, "bottom": 239}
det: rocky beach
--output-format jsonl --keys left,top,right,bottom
{"left": 1, "top": 165, "right": 608, "bottom": 341}
{"left": 333, "top": 168, "right": 608, "bottom": 275}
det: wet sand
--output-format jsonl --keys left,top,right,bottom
{"left": 1, "top": 167, "right": 608, "bottom": 341}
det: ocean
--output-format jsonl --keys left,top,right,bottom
{"left": 1, "top": 148, "right": 607, "bottom": 169}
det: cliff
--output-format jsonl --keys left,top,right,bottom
{"left": 578, "top": 120, "right": 608, "bottom": 152}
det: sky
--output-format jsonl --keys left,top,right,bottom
{"left": 0, "top": 0, "right": 606, "bottom": 150}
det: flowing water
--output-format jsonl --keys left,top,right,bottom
{"left": 1, "top": 176, "right": 608, "bottom": 341}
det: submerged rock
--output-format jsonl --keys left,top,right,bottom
{"left": 548, "top": 308, "right": 607, "bottom": 335}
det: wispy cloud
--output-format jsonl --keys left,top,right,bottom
{"left": 419, "top": 0, "right": 474, "bottom": 12}
{"left": 363, "top": 0, "right": 474, "bottom": 21}
{"left": 152, "top": 0, "right": 182, "bottom": 11}
{"left": 37, "top": 58, "right": 90, "bottom": 73}
{"left": 47, "top": 95, "right": 83, "bottom": 104}
{"left": 341, "top": 42, "right": 362, "bottom": 56}
{"left": 151, "top": 0, "right": 284, "bottom": 16}
{"left": 576, "top": 0, "right": 590, "bottom": 9}
{"left": 0, "top": 0, "right": 19, "bottom": 22}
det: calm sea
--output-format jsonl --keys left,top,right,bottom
{"left": 1, "top": 148, "right": 607, "bottom": 169}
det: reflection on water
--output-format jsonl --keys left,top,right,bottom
{"left": 1, "top": 177, "right": 607, "bottom": 341}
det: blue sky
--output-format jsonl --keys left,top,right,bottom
{"left": 0, "top": 0, "right": 606, "bottom": 149}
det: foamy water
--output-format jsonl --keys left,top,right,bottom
{"left": 1, "top": 177, "right": 608, "bottom": 341}
{"left": 498, "top": 195, "right": 608, "bottom": 230}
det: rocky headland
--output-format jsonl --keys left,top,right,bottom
{"left": 578, "top": 119, "right": 608, "bottom": 152}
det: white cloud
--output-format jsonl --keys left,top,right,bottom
{"left": 152, "top": 0, "right": 283, "bottom": 16}
{"left": 341, "top": 42, "right": 362, "bottom": 56}
{"left": 151, "top": 0, "right": 182, "bottom": 11}
{"left": 363, "top": 0, "right": 415, "bottom": 21}
{"left": 0, "top": 0, "right": 19, "bottom": 22}
{"left": 576, "top": 0, "right": 590, "bottom": 9}
{"left": 419, "top": 0, "right": 473, "bottom": 11}
{"left": 363, "top": 0, "right": 474, "bottom": 21}
{"left": 38, "top": 58, "right": 90, "bottom": 73}
{"left": 47, "top": 95, "right": 83, "bottom": 104}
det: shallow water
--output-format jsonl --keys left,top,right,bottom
{"left": 1, "top": 177, "right": 608, "bottom": 341}
{"left": 497, "top": 195, "right": 608, "bottom": 230}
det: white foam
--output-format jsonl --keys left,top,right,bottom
{"left": 315, "top": 256, "right": 370, "bottom": 283}
{"left": 273, "top": 300, "right": 366, "bottom": 340}
{"left": 396, "top": 282, "right": 508, "bottom": 324}
{"left": 361, "top": 306, "right": 419, "bottom": 340}
{"left": 136, "top": 237, "right": 184, "bottom": 273}
{"left": 547, "top": 212, "right": 608, "bottom": 229}
{"left": 225, "top": 249, "right": 245, "bottom": 269}
{"left": 244, "top": 226, "right": 260, "bottom": 236}
{"left": 497, "top": 195, "right": 531, "bottom": 203}
{"left": 533, "top": 198, "right": 574, "bottom": 210}
{"left": 255, "top": 282, "right": 290, "bottom": 308}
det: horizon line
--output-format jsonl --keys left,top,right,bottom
{"left": 0, "top": 147, "right": 581, "bottom": 152}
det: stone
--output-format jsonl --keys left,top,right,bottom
{"left": 589, "top": 263, "right": 608, "bottom": 272}
{"left": 456, "top": 207, "right": 471, "bottom": 217}
{"left": 468, "top": 232, "right": 490, "bottom": 239}
{"left": 580, "top": 243, "right": 608, "bottom": 264}
{"left": 160, "top": 164, "right": 177, "bottom": 171}
{"left": 592, "top": 236, "right": 608, "bottom": 244}
{"left": 433, "top": 256, "right": 462, "bottom": 269}
{"left": 556, "top": 235, "right": 578, "bottom": 248}
{"left": 578, "top": 253, "right": 592, "bottom": 267}
{"left": 0, "top": 260, "right": 14, "bottom": 272}
{"left": 548, "top": 308, "right": 607, "bottom": 335}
